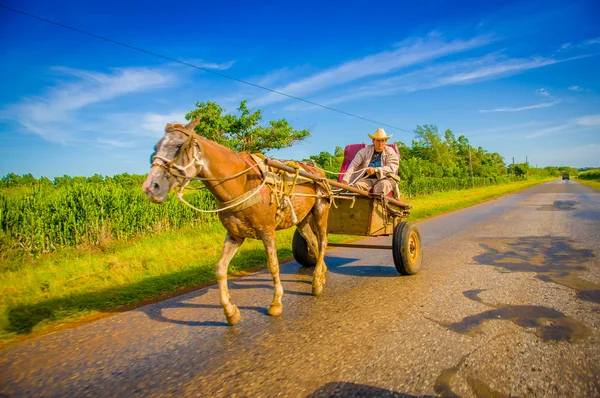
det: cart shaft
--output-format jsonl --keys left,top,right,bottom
{"left": 264, "top": 158, "right": 411, "bottom": 209}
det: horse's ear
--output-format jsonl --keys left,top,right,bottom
{"left": 185, "top": 118, "right": 200, "bottom": 132}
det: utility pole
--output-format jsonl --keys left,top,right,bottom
{"left": 468, "top": 144, "right": 474, "bottom": 188}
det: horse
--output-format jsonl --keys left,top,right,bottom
{"left": 142, "top": 118, "right": 331, "bottom": 325}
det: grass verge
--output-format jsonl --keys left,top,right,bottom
{"left": 576, "top": 179, "right": 600, "bottom": 191}
{"left": 0, "top": 178, "right": 550, "bottom": 347}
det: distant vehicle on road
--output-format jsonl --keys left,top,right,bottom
{"left": 562, "top": 173, "right": 570, "bottom": 180}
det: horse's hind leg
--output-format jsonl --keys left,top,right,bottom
{"left": 296, "top": 213, "right": 319, "bottom": 262}
{"left": 311, "top": 199, "right": 330, "bottom": 296}
{"left": 260, "top": 231, "right": 284, "bottom": 316}
{"left": 218, "top": 233, "right": 244, "bottom": 325}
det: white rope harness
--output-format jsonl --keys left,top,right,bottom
{"left": 154, "top": 132, "right": 329, "bottom": 215}
{"left": 176, "top": 177, "right": 268, "bottom": 213}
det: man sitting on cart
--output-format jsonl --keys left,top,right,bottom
{"left": 341, "top": 128, "right": 400, "bottom": 198}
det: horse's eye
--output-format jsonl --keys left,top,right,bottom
{"left": 174, "top": 144, "right": 184, "bottom": 158}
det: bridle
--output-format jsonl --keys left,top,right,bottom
{"left": 151, "top": 129, "right": 202, "bottom": 183}
{"left": 149, "top": 127, "right": 270, "bottom": 214}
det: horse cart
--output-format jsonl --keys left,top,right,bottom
{"left": 264, "top": 143, "right": 423, "bottom": 276}
{"left": 146, "top": 121, "right": 422, "bottom": 324}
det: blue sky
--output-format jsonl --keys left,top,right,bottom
{"left": 0, "top": 0, "right": 599, "bottom": 178}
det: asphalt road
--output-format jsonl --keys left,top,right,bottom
{"left": 1, "top": 179, "right": 599, "bottom": 397}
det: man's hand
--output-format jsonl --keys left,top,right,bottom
{"left": 366, "top": 167, "right": 377, "bottom": 175}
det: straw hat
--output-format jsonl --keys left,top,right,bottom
{"left": 368, "top": 127, "right": 392, "bottom": 140}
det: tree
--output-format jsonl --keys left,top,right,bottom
{"left": 185, "top": 100, "right": 310, "bottom": 153}
{"left": 394, "top": 141, "right": 411, "bottom": 162}
{"left": 309, "top": 146, "right": 344, "bottom": 173}
{"left": 508, "top": 163, "right": 530, "bottom": 178}
{"left": 412, "top": 125, "right": 456, "bottom": 176}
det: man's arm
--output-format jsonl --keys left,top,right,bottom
{"left": 342, "top": 149, "right": 367, "bottom": 184}
{"left": 375, "top": 147, "right": 399, "bottom": 179}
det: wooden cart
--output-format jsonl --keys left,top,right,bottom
{"left": 265, "top": 158, "right": 423, "bottom": 275}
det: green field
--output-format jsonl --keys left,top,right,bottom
{"left": 0, "top": 177, "right": 552, "bottom": 347}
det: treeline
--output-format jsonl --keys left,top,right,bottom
{"left": 0, "top": 172, "right": 145, "bottom": 189}
{"left": 310, "top": 125, "right": 571, "bottom": 196}
{"left": 578, "top": 169, "right": 600, "bottom": 180}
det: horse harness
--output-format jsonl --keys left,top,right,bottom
{"left": 152, "top": 129, "right": 331, "bottom": 221}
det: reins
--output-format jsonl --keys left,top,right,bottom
{"left": 152, "top": 129, "right": 350, "bottom": 215}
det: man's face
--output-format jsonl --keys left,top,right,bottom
{"left": 373, "top": 138, "right": 387, "bottom": 152}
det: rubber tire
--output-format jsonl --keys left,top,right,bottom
{"left": 292, "top": 229, "right": 317, "bottom": 267}
{"left": 392, "top": 222, "right": 423, "bottom": 275}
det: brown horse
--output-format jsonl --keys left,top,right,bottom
{"left": 142, "top": 119, "right": 330, "bottom": 325}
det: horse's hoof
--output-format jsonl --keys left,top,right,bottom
{"left": 225, "top": 305, "right": 241, "bottom": 325}
{"left": 268, "top": 303, "right": 283, "bottom": 316}
{"left": 312, "top": 282, "right": 324, "bottom": 296}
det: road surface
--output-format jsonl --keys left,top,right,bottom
{"left": 1, "top": 179, "right": 599, "bottom": 397}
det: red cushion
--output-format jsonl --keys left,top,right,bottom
{"left": 338, "top": 143, "right": 399, "bottom": 183}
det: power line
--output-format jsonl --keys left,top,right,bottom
{"left": 0, "top": 4, "right": 414, "bottom": 134}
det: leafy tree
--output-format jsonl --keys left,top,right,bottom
{"left": 87, "top": 174, "right": 105, "bottom": 184}
{"left": 309, "top": 145, "right": 344, "bottom": 173}
{"left": 394, "top": 141, "right": 411, "bottom": 162}
{"left": 508, "top": 163, "right": 530, "bottom": 178}
{"left": 53, "top": 175, "right": 73, "bottom": 188}
{"left": 185, "top": 100, "right": 310, "bottom": 153}
{"left": 38, "top": 176, "right": 53, "bottom": 187}
{"left": 398, "top": 157, "right": 424, "bottom": 185}
{"left": 412, "top": 125, "right": 458, "bottom": 177}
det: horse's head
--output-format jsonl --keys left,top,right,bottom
{"left": 142, "top": 118, "right": 201, "bottom": 203}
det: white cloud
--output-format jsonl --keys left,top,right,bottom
{"left": 178, "top": 59, "right": 236, "bottom": 70}
{"left": 478, "top": 102, "right": 558, "bottom": 113}
{"left": 252, "top": 33, "right": 493, "bottom": 106}
{"left": 518, "top": 115, "right": 600, "bottom": 140}
{"left": 141, "top": 111, "right": 188, "bottom": 136}
{"left": 568, "top": 85, "right": 583, "bottom": 91}
{"left": 559, "top": 43, "right": 572, "bottom": 50}
{"left": 576, "top": 115, "right": 600, "bottom": 126}
{"left": 286, "top": 53, "right": 569, "bottom": 109}
{"left": 525, "top": 124, "right": 571, "bottom": 139}
{"left": 536, "top": 88, "right": 551, "bottom": 97}
{"left": 583, "top": 37, "right": 600, "bottom": 46}
{"left": 1, "top": 66, "right": 178, "bottom": 144}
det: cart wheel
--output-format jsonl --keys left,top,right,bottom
{"left": 292, "top": 229, "right": 317, "bottom": 267}
{"left": 392, "top": 222, "right": 422, "bottom": 275}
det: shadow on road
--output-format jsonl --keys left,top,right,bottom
{"left": 474, "top": 235, "right": 599, "bottom": 303}
{"left": 436, "top": 290, "right": 592, "bottom": 342}
{"left": 307, "top": 381, "right": 435, "bottom": 398}
{"left": 6, "top": 250, "right": 404, "bottom": 337}
{"left": 4, "top": 248, "right": 316, "bottom": 335}
{"left": 322, "top": 255, "right": 400, "bottom": 278}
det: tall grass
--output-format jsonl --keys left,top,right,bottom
{"left": 0, "top": 181, "right": 217, "bottom": 262}
{"left": 398, "top": 175, "right": 517, "bottom": 197}
{"left": 578, "top": 169, "right": 600, "bottom": 180}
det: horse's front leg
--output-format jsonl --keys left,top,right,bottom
{"left": 218, "top": 233, "right": 244, "bottom": 325}
{"left": 311, "top": 199, "right": 330, "bottom": 296}
{"left": 261, "top": 231, "right": 284, "bottom": 316}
